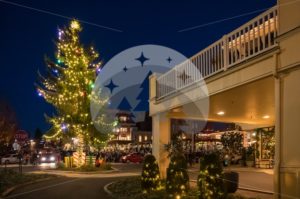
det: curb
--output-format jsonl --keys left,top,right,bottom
{"left": 189, "top": 180, "right": 273, "bottom": 195}
{"left": 40, "top": 167, "right": 118, "bottom": 175}
{"left": 224, "top": 167, "right": 274, "bottom": 173}
{"left": 103, "top": 181, "right": 116, "bottom": 197}
{"left": 110, "top": 167, "right": 119, "bottom": 171}
{"left": 1, "top": 176, "right": 59, "bottom": 198}
{"left": 104, "top": 178, "right": 140, "bottom": 197}
{"left": 238, "top": 186, "right": 274, "bottom": 195}
{"left": 188, "top": 168, "right": 273, "bottom": 175}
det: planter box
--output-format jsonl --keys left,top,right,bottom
{"left": 224, "top": 171, "right": 239, "bottom": 193}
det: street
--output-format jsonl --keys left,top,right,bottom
{"left": 1, "top": 163, "right": 274, "bottom": 199}
{"left": 4, "top": 176, "right": 119, "bottom": 199}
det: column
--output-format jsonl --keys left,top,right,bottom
{"left": 152, "top": 113, "right": 170, "bottom": 178}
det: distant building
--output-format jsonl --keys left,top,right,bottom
{"left": 110, "top": 110, "right": 136, "bottom": 144}
{"left": 107, "top": 92, "right": 153, "bottom": 150}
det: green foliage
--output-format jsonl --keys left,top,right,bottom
{"left": 165, "top": 131, "right": 184, "bottom": 158}
{"left": 57, "top": 162, "right": 66, "bottom": 169}
{"left": 246, "top": 146, "right": 255, "bottom": 161}
{"left": 165, "top": 130, "right": 190, "bottom": 197}
{"left": 257, "top": 127, "right": 275, "bottom": 159}
{"left": 198, "top": 151, "right": 226, "bottom": 199}
{"left": 56, "top": 162, "right": 111, "bottom": 172}
{"left": 108, "top": 177, "right": 256, "bottom": 199}
{"left": 141, "top": 155, "right": 161, "bottom": 192}
{"left": 241, "top": 148, "right": 247, "bottom": 166}
{"left": 168, "top": 155, "right": 188, "bottom": 171}
{"left": 221, "top": 132, "right": 243, "bottom": 156}
{"left": 100, "top": 162, "right": 112, "bottom": 170}
{"left": 108, "top": 177, "right": 166, "bottom": 199}
{"left": 166, "top": 154, "right": 189, "bottom": 198}
{"left": 37, "top": 20, "right": 113, "bottom": 147}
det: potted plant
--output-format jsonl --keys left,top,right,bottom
{"left": 241, "top": 147, "right": 247, "bottom": 167}
{"left": 246, "top": 146, "right": 255, "bottom": 167}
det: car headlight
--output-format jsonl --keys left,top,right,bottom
{"left": 50, "top": 156, "right": 55, "bottom": 161}
{"left": 41, "top": 157, "right": 46, "bottom": 161}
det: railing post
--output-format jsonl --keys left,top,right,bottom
{"left": 222, "top": 35, "right": 229, "bottom": 71}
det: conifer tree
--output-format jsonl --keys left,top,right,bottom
{"left": 37, "top": 20, "right": 113, "bottom": 165}
{"left": 165, "top": 131, "right": 189, "bottom": 197}
{"left": 141, "top": 154, "right": 161, "bottom": 192}
{"left": 198, "top": 151, "right": 226, "bottom": 199}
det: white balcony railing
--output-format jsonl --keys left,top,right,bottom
{"left": 156, "top": 6, "right": 278, "bottom": 99}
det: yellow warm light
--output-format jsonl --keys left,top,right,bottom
{"left": 262, "top": 115, "right": 270, "bottom": 119}
{"left": 71, "top": 20, "right": 80, "bottom": 30}
{"left": 217, "top": 111, "right": 225, "bottom": 116}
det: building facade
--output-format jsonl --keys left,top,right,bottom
{"left": 149, "top": 1, "right": 300, "bottom": 198}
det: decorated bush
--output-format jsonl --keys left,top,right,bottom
{"left": 141, "top": 154, "right": 161, "bottom": 193}
{"left": 166, "top": 154, "right": 189, "bottom": 198}
{"left": 198, "top": 151, "right": 226, "bottom": 199}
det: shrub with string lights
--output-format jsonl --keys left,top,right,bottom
{"left": 166, "top": 154, "right": 189, "bottom": 198}
{"left": 165, "top": 130, "right": 190, "bottom": 198}
{"left": 198, "top": 151, "right": 226, "bottom": 199}
{"left": 141, "top": 154, "right": 162, "bottom": 193}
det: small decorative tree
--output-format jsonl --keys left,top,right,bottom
{"left": 141, "top": 154, "right": 161, "bottom": 193}
{"left": 257, "top": 127, "right": 275, "bottom": 159}
{"left": 220, "top": 131, "right": 243, "bottom": 161}
{"left": 165, "top": 131, "right": 189, "bottom": 198}
{"left": 166, "top": 155, "right": 189, "bottom": 198}
{"left": 198, "top": 151, "right": 226, "bottom": 199}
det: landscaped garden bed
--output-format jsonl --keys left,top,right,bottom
{"left": 56, "top": 162, "right": 112, "bottom": 172}
{"left": 107, "top": 177, "right": 258, "bottom": 199}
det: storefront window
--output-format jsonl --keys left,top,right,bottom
{"left": 171, "top": 119, "right": 236, "bottom": 152}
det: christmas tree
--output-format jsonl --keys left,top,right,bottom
{"left": 166, "top": 155, "right": 189, "bottom": 198}
{"left": 36, "top": 20, "right": 112, "bottom": 165}
{"left": 141, "top": 154, "right": 161, "bottom": 193}
{"left": 198, "top": 151, "right": 226, "bottom": 199}
{"left": 165, "top": 131, "right": 189, "bottom": 198}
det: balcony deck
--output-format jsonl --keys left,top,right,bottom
{"left": 156, "top": 6, "right": 278, "bottom": 99}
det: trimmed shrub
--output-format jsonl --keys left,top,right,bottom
{"left": 198, "top": 151, "right": 226, "bottom": 199}
{"left": 141, "top": 154, "right": 161, "bottom": 192}
{"left": 166, "top": 154, "right": 189, "bottom": 198}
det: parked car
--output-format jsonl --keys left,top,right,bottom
{"left": 1, "top": 154, "right": 19, "bottom": 164}
{"left": 121, "top": 153, "right": 143, "bottom": 163}
{"left": 222, "top": 153, "right": 242, "bottom": 166}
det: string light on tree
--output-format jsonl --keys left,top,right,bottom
{"left": 197, "top": 151, "right": 225, "bottom": 199}
{"left": 141, "top": 155, "right": 162, "bottom": 193}
{"left": 70, "top": 20, "right": 80, "bottom": 30}
{"left": 37, "top": 20, "right": 114, "bottom": 163}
